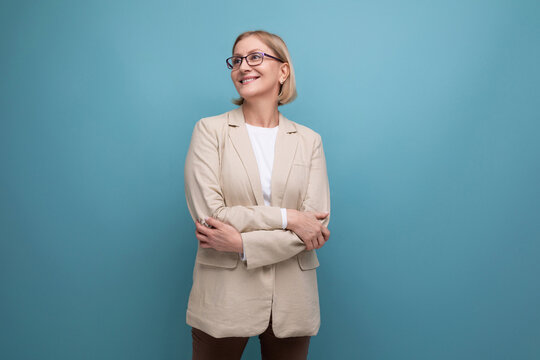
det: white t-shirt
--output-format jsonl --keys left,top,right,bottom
{"left": 240, "top": 123, "right": 288, "bottom": 261}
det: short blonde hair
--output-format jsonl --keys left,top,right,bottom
{"left": 230, "top": 30, "right": 297, "bottom": 107}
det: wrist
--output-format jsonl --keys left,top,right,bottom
{"left": 286, "top": 209, "right": 297, "bottom": 230}
{"left": 237, "top": 232, "right": 244, "bottom": 254}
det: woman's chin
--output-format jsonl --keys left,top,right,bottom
{"left": 238, "top": 89, "right": 267, "bottom": 100}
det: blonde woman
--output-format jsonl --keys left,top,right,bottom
{"left": 184, "top": 30, "right": 331, "bottom": 360}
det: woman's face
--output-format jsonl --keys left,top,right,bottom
{"left": 231, "top": 36, "right": 287, "bottom": 103}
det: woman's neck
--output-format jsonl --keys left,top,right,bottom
{"left": 241, "top": 101, "right": 279, "bottom": 128}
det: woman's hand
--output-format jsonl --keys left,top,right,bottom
{"left": 195, "top": 217, "right": 243, "bottom": 253}
{"left": 287, "top": 210, "right": 330, "bottom": 250}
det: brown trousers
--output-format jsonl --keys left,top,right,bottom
{"left": 191, "top": 313, "right": 311, "bottom": 360}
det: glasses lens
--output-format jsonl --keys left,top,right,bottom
{"left": 232, "top": 56, "right": 242, "bottom": 68}
{"left": 227, "top": 57, "right": 240, "bottom": 69}
{"left": 227, "top": 53, "right": 263, "bottom": 69}
{"left": 246, "top": 53, "right": 263, "bottom": 66}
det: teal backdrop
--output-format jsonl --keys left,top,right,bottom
{"left": 1, "top": 0, "right": 539, "bottom": 359}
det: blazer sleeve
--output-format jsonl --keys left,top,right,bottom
{"left": 241, "top": 133, "right": 331, "bottom": 270}
{"left": 184, "top": 118, "right": 285, "bottom": 233}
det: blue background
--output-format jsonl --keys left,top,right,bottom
{"left": 1, "top": 0, "right": 539, "bottom": 359}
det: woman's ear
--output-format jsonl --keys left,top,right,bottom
{"left": 280, "top": 63, "right": 290, "bottom": 81}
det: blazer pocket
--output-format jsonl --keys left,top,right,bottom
{"left": 196, "top": 248, "right": 239, "bottom": 269}
{"left": 297, "top": 249, "right": 320, "bottom": 270}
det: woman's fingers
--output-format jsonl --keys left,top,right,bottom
{"left": 318, "top": 232, "right": 326, "bottom": 249}
{"left": 322, "top": 226, "right": 330, "bottom": 242}
{"left": 314, "top": 211, "right": 329, "bottom": 220}
{"left": 195, "top": 230, "right": 209, "bottom": 243}
{"left": 306, "top": 237, "right": 314, "bottom": 251}
{"left": 307, "top": 232, "right": 325, "bottom": 250}
{"left": 195, "top": 221, "right": 212, "bottom": 248}
{"left": 196, "top": 229, "right": 208, "bottom": 238}
{"left": 203, "top": 217, "right": 220, "bottom": 229}
{"left": 195, "top": 219, "right": 212, "bottom": 234}
{"left": 197, "top": 236, "right": 211, "bottom": 248}
{"left": 313, "top": 232, "right": 323, "bottom": 249}
{"left": 280, "top": 212, "right": 330, "bottom": 251}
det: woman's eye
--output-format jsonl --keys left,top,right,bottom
{"left": 233, "top": 58, "right": 241, "bottom": 64}
{"left": 250, "top": 54, "right": 261, "bottom": 60}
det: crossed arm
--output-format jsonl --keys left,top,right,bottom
{"left": 184, "top": 118, "right": 331, "bottom": 270}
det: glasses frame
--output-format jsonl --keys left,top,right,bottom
{"left": 226, "top": 51, "right": 285, "bottom": 70}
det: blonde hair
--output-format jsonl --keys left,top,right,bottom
{"left": 230, "top": 30, "right": 297, "bottom": 107}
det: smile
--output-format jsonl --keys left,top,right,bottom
{"left": 240, "top": 77, "right": 259, "bottom": 84}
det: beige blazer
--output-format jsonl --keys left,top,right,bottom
{"left": 184, "top": 104, "right": 331, "bottom": 338}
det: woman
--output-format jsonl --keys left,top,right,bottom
{"left": 184, "top": 30, "right": 331, "bottom": 360}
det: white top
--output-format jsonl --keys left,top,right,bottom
{"left": 240, "top": 123, "right": 288, "bottom": 261}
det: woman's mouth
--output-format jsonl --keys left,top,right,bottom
{"left": 240, "top": 76, "right": 260, "bottom": 85}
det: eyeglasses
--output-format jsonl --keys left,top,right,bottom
{"left": 226, "top": 52, "right": 284, "bottom": 70}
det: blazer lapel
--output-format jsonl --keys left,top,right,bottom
{"left": 271, "top": 112, "right": 298, "bottom": 207}
{"left": 227, "top": 104, "right": 298, "bottom": 207}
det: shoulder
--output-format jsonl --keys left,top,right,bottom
{"left": 288, "top": 118, "right": 323, "bottom": 146}
{"left": 293, "top": 121, "right": 321, "bottom": 138}
{"left": 191, "top": 109, "right": 230, "bottom": 136}
{"left": 196, "top": 110, "right": 228, "bottom": 128}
